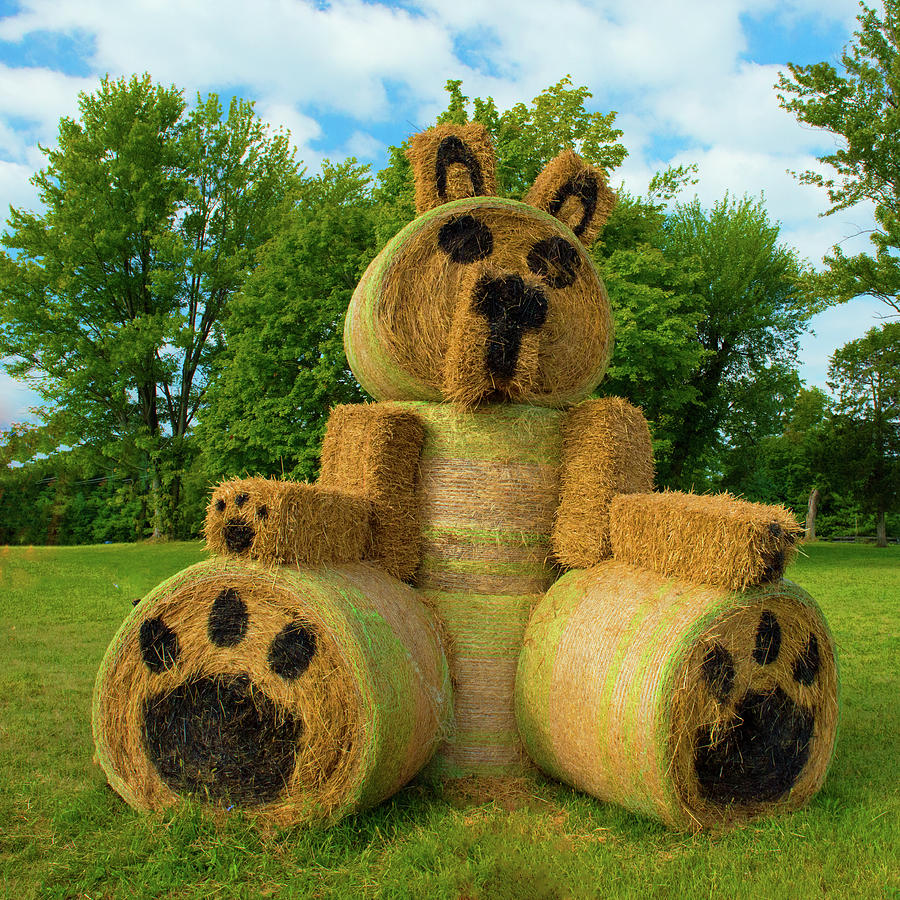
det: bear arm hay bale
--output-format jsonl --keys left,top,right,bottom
{"left": 552, "top": 397, "right": 655, "bottom": 569}
{"left": 205, "top": 477, "right": 372, "bottom": 567}
{"left": 609, "top": 491, "right": 803, "bottom": 590}
{"left": 318, "top": 403, "right": 425, "bottom": 581}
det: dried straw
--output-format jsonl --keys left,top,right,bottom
{"left": 524, "top": 150, "right": 616, "bottom": 247}
{"left": 408, "top": 123, "right": 497, "bottom": 214}
{"left": 93, "top": 559, "right": 451, "bottom": 825}
{"left": 516, "top": 562, "right": 839, "bottom": 830}
{"left": 610, "top": 491, "right": 803, "bottom": 590}
{"left": 345, "top": 198, "right": 613, "bottom": 409}
{"left": 401, "top": 401, "right": 564, "bottom": 775}
{"left": 553, "top": 397, "right": 655, "bottom": 568}
{"left": 318, "top": 404, "right": 425, "bottom": 581}
{"left": 204, "top": 477, "right": 370, "bottom": 567}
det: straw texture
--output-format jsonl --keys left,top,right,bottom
{"left": 399, "top": 401, "right": 564, "bottom": 775}
{"left": 516, "top": 562, "right": 839, "bottom": 830}
{"left": 408, "top": 123, "right": 497, "bottom": 214}
{"left": 553, "top": 397, "right": 655, "bottom": 568}
{"left": 204, "top": 478, "right": 370, "bottom": 567}
{"left": 93, "top": 559, "right": 451, "bottom": 825}
{"left": 345, "top": 197, "right": 613, "bottom": 409}
{"left": 610, "top": 491, "right": 803, "bottom": 590}
{"left": 525, "top": 150, "right": 617, "bottom": 247}
{"left": 318, "top": 403, "right": 425, "bottom": 580}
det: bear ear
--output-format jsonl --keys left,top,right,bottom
{"left": 525, "top": 150, "right": 616, "bottom": 246}
{"left": 407, "top": 123, "right": 497, "bottom": 215}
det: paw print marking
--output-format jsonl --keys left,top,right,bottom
{"left": 208, "top": 588, "right": 249, "bottom": 647}
{"left": 139, "top": 587, "right": 319, "bottom": 805}
{"left": 694, "top": 610, "right": 820, "bottom": 804}
{"left": 139, "top": 618, "right": 180, "bottom": 673}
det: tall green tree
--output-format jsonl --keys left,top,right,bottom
{"left": 826, "top": 323, "right": 900, "bottom": 546}
{"left": 0, "top": 74, "right": 299, "bottom": 537}
{"left": 778, "top": 1, "right": 900, "bottom": 315}
{"left": 195, "top": 161, "right": 376, "bottom": 481}
{"left": 655, "top": 196, "right": 812, "bottom": 488}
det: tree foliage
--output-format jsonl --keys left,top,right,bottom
{"left": 651, "top": 196, "right": 812, "bottom": 487}
{"left": 0, "top": 74, "right": 299, "bottom": 537}
{"left": 778, "top": 1, "right": 900, "bottom": 315}
{"left": 826, "top": 323, "right": 900, "bottom": 545}
{"left": 195, "top": 161, "right": 376, "bottom": 481}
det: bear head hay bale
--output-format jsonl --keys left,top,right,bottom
{"left": 344, "top": 122, "right": 616, "bottom": 410}
{"left": 515, "top": 562, "right": 839, "bottom": 830}
{"left": 93, "top": 559, "right": 451, "bottom": 824}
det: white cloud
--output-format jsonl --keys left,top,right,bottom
{"left": 0, "top": 0, "right": 879, "bottom": 393}
{"left": 0, "top": 371, "right": 42, "bottom": 430}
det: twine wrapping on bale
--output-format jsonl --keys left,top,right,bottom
{"left": 552, "top": 397, "right": 655, "bottom": 568}
{"left": 318, "top": 404, "right": 425, "bottom": 581}
{"left": 93, "top": 559, "right": 451, "bottom": 825}
{"left": 610, "top": 491, "right": 803, "bottom": 590}
{"left": 394, "top": 401, "right": 564, "bottom": 776}
{"left": 516, "top": 562, "right": 839, "bottom": 830}
{"left": 204, "top": 478, "right": 371, "bottom": 568}
{"left": 345, "top": 198, "right": 613, "bottom": 409}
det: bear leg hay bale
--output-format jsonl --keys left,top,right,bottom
{"left": 93, "top": 559, "right": 451, "bottom": 825}
{"left": 515, "top": 562, "right": 838, "bottom": 830}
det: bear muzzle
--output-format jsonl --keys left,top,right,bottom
{"left": 442, "top": 271, "right": 548, "bottom": 406}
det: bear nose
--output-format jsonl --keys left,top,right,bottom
{"left": 472, "top": 274, "right": 548, "bottom": 379}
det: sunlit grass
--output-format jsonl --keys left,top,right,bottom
{"left": 1, "top": 542, "right": 897, "bottom": 899}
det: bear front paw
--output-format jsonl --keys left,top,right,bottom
{"left": 204, "top": 477, "right": 372, "bottom": 567}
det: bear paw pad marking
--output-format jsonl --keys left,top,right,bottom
{"left": 139, "top": 588, "right": 319, "bottom": 805}
{"left": 695, "top": 610, "right": 820, "bottom": 804}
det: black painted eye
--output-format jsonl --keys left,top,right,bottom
{"left": 215, "top": 498, "right": 226, "bottom": 512}
{"left": 527, "top": 236, "right": 581, "bottom": 288}
{"left": 235, "top": 493, "right": 249, "bottom": 508}
{"left": 438, "top": 215, "right": 493, "bottom": 263}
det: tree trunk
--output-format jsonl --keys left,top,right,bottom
{"left": 150, "top": 468, "right": 163, "bottom": 540}
{"left": 876, "top": 507, "right": 887, "bottom": 548}
{"left": 805, "top": 487, "right": 821, "bottom": 542}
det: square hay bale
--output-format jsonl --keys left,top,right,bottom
{"left": 552, "top": 397, "right": 654, "bottom": 569}
{"left": 204, "top": 477, "right": 371, "bottom": 567}
{"left": 319, "top": 404, "right": 425, "bottom": 581}
{"left": 609, "top": 491, "right": 802, "bottom": 590}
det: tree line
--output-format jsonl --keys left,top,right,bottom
{"left": 1, "top": 2, "right": 898, "bottom": 546}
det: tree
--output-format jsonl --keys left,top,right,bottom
{"left": 195, "top": 161, "right": 376, "bottom": 481}
{"left": 778, "top": 1, "right": 900, "bottom": 315}
{"left": 826, "top": 323, "right": 900, "bottom": 545}
{"left": 655, "top": 196, "right": 813, "bottom": 488}
{"left": 0, "top": 74, "right": 299, "bottom": 537}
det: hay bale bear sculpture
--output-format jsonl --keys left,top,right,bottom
{"left": 94, "top": 123, "right": 839, "bottom": 830}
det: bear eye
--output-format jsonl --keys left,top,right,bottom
{"left": 438, "top": 215, "right": 493, "bottom": 264}
{"left": 527, "top": 237, "right": 581, "bottom": 288}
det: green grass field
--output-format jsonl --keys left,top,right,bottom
{"left": 1, "top": 542, "right": 898, "bottom": 899}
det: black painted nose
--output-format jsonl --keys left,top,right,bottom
{"left": 472, "top": 274, "right": 548, "bottom": 378}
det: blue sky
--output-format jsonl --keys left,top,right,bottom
{"left": 0, "top": 0, "right": 888, "bottom": 430}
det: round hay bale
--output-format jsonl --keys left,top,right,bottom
{"left": 93, "top": 559, "right": 451, "bottom": 824}
{"left": 345, "top": 197, "right": 612, "bottom": 408}
{"left": 404, "top": 402, "right": 564, "bottom": 776}
{"left": 515, "top": 562, "right": 839, "bottom": 830}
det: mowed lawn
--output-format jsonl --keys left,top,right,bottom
{"left": 0, "top": 542, "right": 897, "bottom": 899}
